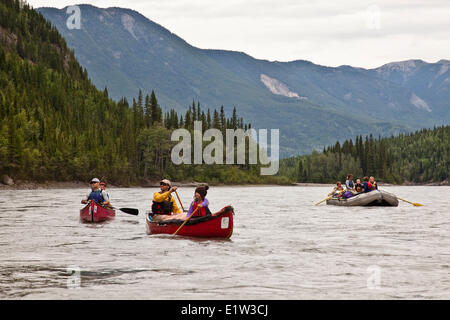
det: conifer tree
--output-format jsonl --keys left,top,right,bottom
{"left": 213, "top": 109, "right": 220, "bottom": 129}
{"left": 206, "top": 108, "right": 211, "bottom": 129}
{"left": 219, "top": 106, "right": 225, "bottom": 133}
{"left": 144, "top": 94, "right": 151, "bottom": 127}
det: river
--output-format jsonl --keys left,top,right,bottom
{"left": 0, "top": 186, "right": 449, "bottom": 299}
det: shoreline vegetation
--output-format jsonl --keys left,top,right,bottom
{"left": 1, "top": 179, "right": 448, "bottom": 190}
{"left": 278, "top": 126, "right": 449, "bottom": 186}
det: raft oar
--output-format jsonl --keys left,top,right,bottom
{"left": 379, "top": 189, "right": 423, "bottom": 207}
{"left": 397, "top": 197, "right": 423, "bottom": 207}
{"left": 172, "top": 206, "right": 200, "bottom": 236}
{"left": 314, "top": 196, "right": 332, "bottom": 206}
{"left": 314, "top": 190, "right": 345, "bottom": 206}
{"left": 174, "top": 190, "right": 186, "bottom": 212}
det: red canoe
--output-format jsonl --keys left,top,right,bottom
{"left": 146, "top": 206, "right": 234, "bottom": 238}
{"left": 80, "top": 201, "right": 115, "bottom": 222}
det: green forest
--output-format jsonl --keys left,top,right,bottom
{"left": 0, "top": 0, "right": 289, "bottom": 185}
{"left": 278, "top": 126, "right": 449, "bottom": 184}
{"left": 1, "top": 0, "right": 448, "bottom": 186}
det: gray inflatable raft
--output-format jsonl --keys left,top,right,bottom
{"left": 326, "top": 190, "right": 399, "bottom": 207}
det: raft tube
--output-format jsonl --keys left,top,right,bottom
{"left": 326, "top": 190, "right": 399, "bottom": 207}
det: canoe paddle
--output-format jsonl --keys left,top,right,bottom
{"left": 113, "top": 207, "right": 139, "bottom": 215}
{"left": 174, "top": 190, "right": 187, "bottom": 212}
{"left": 172, "top": 206, "right": 200, "bottom": 236}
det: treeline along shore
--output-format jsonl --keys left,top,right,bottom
{"left": 278, "top": 126, "right": 449, "bottom": 185}
{"left": 0, "top": 0, "right": 448, "bottom": 189}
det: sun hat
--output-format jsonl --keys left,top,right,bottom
{"left": 160, "top": 179, "right": 171, "bottom": 187}
{"left": 90, "top": 178, "right": 100, "bottom": 183}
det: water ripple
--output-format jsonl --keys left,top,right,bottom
{"left": 0, "top": 186, "right": 449, "bottom": 299}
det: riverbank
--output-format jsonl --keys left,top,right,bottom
{"left": 0, "top": 179, "right": 297, "bottom": 190}
{"left": 1, "top": 179, "right": 448, "bottom": 190}
{"left": 0, "top": 181, "right": 90, "bottom": 190}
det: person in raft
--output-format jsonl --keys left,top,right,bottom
{"left": 354, "top": 179, "right": 364, "bottom": 193}
{"left": 362, "top": 176, "right": 373, "bottom": 193}
{"left": 151, "top": 179, "right": 181, "bottom": 215}
{"left": 187, "top": 185, "right": 212, "bottom": 218}
{"left": 345, "top": 174, "right": 355, "bottom": 190}
{"left": 369, "top": 176, "right": 378, "bottom": 190}
{"left": 81, "top": 178, "right": 111, "bottom": 207}
{"left": 328, "top": 181, "right": 346, "bottom": 197}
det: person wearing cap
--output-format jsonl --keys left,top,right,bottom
{"left": 151, "top": 179, "right": 181, "bottom": 215}
{"left": 187, "top": 185, "right": 211, "bottom": 218}
{"left": 81, "top": 178, "right": 111, "bottom": 207}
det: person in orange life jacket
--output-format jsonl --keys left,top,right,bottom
{"left": 362, "top": 176, "right": 372, "bottom": 193}
{"left": 328, "top": 181, "right": 346, "bottom": 197}
{"left": 354, "top": 179, "right": 364, "bottom": 193}
{"left": 151, "top": 179, "right": 181, "bottom": 215}
{"left": 369, "top": 176, "right": 378, "bottom": 190}
{"left": 187, "top": 185, "right": 211, "bottom": 218}
{"left": 81, "top": 178, "right": 110, "bottom": 207}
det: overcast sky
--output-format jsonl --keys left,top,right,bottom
{"left": 27, "top": 0, "right": 450, "bottom": 68}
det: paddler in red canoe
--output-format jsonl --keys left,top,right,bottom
{"left": 151, "top": 179, "right": 182, "bottom": 215}
{"left": 81, "top": 177, "right": 112, "bottom": 208}
{"left": 187, "top": 185, "right": 212, "bottom": 217}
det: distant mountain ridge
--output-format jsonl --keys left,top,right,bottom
{"left": 369, "top": 59, "right": 450, "bottom": 120}
{"left": 37, "top": 4, "right": 450, "bottom": 156}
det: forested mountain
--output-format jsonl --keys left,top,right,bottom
{"left": 1, "top": 0, "right": 287, "bottom": 185}
{"left": 2, "top": 1, "right": 447, "bottom": 186}
{"left": 278, "top": 126, "right": 450, "bottom": 184}
{"left": 37, "top": 5, "right": 450, "bottom": 157}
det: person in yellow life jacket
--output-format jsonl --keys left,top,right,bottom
{"left": 151, "top": 179, "right": 181, "bottom": 215}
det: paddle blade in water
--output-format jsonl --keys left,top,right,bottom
{"left": 119, "top": 208, "right": 139, "bottom": 215}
